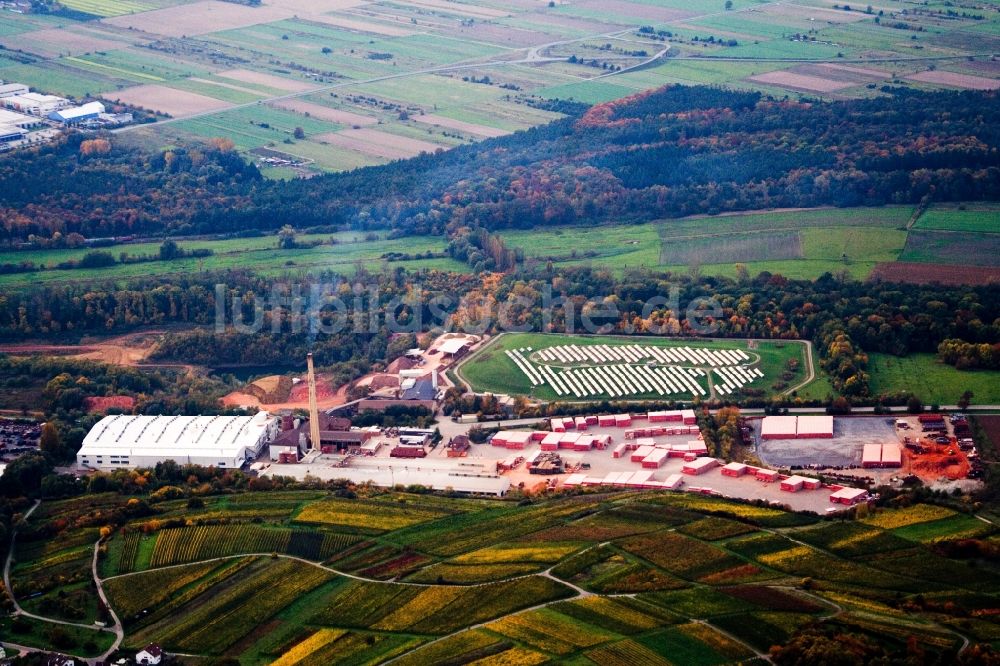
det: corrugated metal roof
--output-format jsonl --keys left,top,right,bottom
{"left": 52, "top": 101, "right": 104, "bottom": 120}
{"left": 79, "top": 413, "right": 274, "bottom": 457}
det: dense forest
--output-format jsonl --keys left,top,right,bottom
{"left": 3, "top": 265, "right": 998, "bottom": 402}
{"left": 2, "top": 86, "right": 998, "bottom": 243}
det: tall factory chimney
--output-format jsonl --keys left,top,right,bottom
{"left": 307, "top": 353, "right": 321, "bottom": 452}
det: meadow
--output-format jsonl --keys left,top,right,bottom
{"left": 914, "top": 204, "right": 1000, "bottom": 234}
{"left": 11, "top": 484, "right": 997, "bottom": 663}
{"left": 500, "top": 204, "right": 999, "bottom": 281}
{"left": 501, "top": 207, "right": 900, "bottom": 277}
{"left": 867, "top": 353, "right": 1000, "bottom": 405}
{"left": 0, "top": 232, "right": 466, "bottom": 289}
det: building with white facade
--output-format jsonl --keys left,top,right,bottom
{"left": 77, "top": 413, "right": 278, "bottom": 470}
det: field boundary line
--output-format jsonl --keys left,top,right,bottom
{"left": 92, "top": 539, "right": 124, "bottom": 662}
{"left": 2, "top": 499, "right": 40, "bottom": 617}
{"left": 100, "top": 550, "right": 554, "bottom": 588}
{"left": 3, "top": 501, "right": 119, "bottom": 664}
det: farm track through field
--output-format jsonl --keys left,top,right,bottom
{"left": 101, "top": 551, "right": 532, "bottom": 588}
{"left": 3, "top": 499, "right": 40, "bottom": 617}
{"left": 3, "top": 500, "right": 120, "bottom": 665}
{"left": 91, "top": 540, "right": 124, "bottom": 662}
{"left": 757, "top": 525, "right": 976, "bottom": 653}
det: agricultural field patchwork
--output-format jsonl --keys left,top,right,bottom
{"left": 6, "top": 487, "right": 997, "bottom": 663}
{"left": 2, "top": 0, "right": 998, "bottom": 176}
{"left": 502, "top": 204, "right": 1000, "bottom": 282}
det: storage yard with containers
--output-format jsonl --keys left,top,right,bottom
{"left": 245, "top": 404, "right": 872, "bottom": 511}
{"left": 756, "top": 413, "right": 976, "bottom": 484}
{"left": 757, "top": 415, "right": 896, "bottom": 469}
{"left": 482, "top": 409, "right": 866, "bottom": 512}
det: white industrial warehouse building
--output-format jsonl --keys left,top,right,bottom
{"left": 77, "top": 413, "right": 278, "bottom": 470}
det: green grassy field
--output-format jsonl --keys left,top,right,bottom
{"left": 537, "top": 80, "right": 638, "bottom": 104}
{"left": 867, "top": 353, "right": 1000, "bottom": 404}
{"left": 914, "top": 204, "right": 1000, "bottom": 234}
{"left": 15, "top": 488, "right": 993, "bottom": 664}
{"left": 59, "top": 0, "right": 153, "bottom": 16}
{"left": 458, "top": 332, "right": 815, "bottom": 401}
{"left": 0, "top": 233, "right": 466, "bottom": 288}
{"left": 501, "top": 206, "right": 919, "bottom": 280}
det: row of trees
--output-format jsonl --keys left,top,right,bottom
{"left": 938, "top": 339, "right": 1000, "bottom": 370}
{"left": 2, "top": 263, "right": 997, "bottom": 402}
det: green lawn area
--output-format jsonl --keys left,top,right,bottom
{"left": 0, "top": 233, "right": 466, "bottom": 288}
{"left": 458, "top": 332, "right": 816, "bottom": 401}
{"left": 914, "top": 204, "right": 1000, "bottom": 234}
{"left": 501, "top": 207, "right": 915, "bottom": 280}
{"left": 539, "top": 80, "right": 638, "bottom": 104}
{"left": 0, "top": 615, "right": 116, "bottom": 657}
{"left": 868, "top": 353, "right": 1000, "bottom": 404}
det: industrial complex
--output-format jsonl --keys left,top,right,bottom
{"left": 73, "top": 337, "right": 977, "bottom": 510}
{"left": 0, "top": 79, "right": 132, "bottom": 149}
{"left": 77, "top": 412, "right": 278, "bottom": 470}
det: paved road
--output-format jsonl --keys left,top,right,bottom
{"left": 92, "top": 540, "right": 124, "bottom": 663}
{"left": 2, "top": 499, "right": 39, "bottom": 616}
{"left": 4, "top": 500, "right": 118, "bottom": 665}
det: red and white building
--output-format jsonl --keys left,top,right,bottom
{"left": 682, "top": 457, "right": 719, "bottom": 475}
{"left": 760, "top": 415, "right": 797, "bottom": 440}
{"left": 830, "top": 486, "right": 868, "bottom": 505}
{"left": 721, "top": 462, "right": 748, "bottom": 477}
{"left": 796, "top": 415, "right": 834, "bottom": 438}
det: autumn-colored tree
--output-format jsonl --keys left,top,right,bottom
{"left": 39, "top": 422, "right": 62, "bottom": 458}
{"left": 79, "top": 138, "right": 111, "bottom": 156}
{"left": 208, "top": 137, "right": 235, "bottom": 151}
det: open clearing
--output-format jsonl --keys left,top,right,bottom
{"left": 269, "top": 99, "right": 378, "bottom": 126}
{"left": 907, "top": 70, "right": 1000, "bottom": 90}
{"left": 868, "top": 353, "right": 1000, "bottom": 405}
{"left": 314, "top": 128, "right": 444, "bottom": 160}
{"left": 413, "top": 113, "right": 510, "bottom": 137}
{"left": 216, "top": 69, "right": 318, "bottom": 92}
{"left": 106, "top": 84, "right": 232, "bottom": 116}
